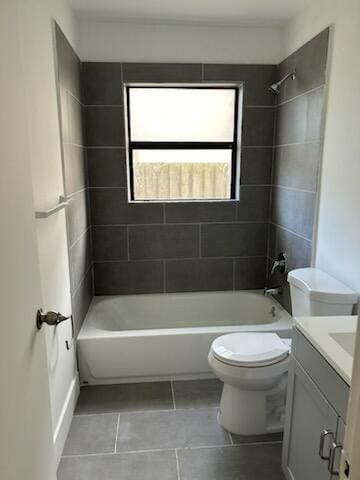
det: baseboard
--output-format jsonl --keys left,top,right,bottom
{"left": 53, "top": 372, "right": 80, "bottom": 466}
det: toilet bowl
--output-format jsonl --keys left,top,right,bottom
{"left": 208, "top": 332, "right": 291, "bottom": 436}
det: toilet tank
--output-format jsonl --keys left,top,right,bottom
{"left": 288, "top": 268, "right": 358, "bottom": 316}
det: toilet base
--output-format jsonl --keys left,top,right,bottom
{"left": 218, "top": 376, "right": 287, "bottom": 436}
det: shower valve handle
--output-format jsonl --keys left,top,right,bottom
{"left": 36, "top": 309, "right": 72, "bottom": 330}
{"left": 271, "top": 252, "right": 288, "bottom": 276}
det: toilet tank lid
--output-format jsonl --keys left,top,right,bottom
{"left": 288, "top": 268, "right": 358, "bottom": 304}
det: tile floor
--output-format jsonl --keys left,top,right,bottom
{"left": 58, "top": 379, "right": 285, "bottom": 480}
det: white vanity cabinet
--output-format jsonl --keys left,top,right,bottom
{"left": 282, "top": 329, "right": 349, "bottom": 480}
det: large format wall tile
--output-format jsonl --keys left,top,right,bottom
{"left": 56, "top": 25, "right": 92, "bottom": 334}
{"left": 63, "top": 144, "right": 87, "bottom": 195}
{"left": 87, "top": 148, "right": 127, "bottom": 187}
{"left": 71, "top": 267, "right": 92, "bottom": 338}
{"left": 234, "top": 257, "right": 267, "bottom": 290}
{"left": 67, "top": 93, "right": 84, "bottom": 146}
{"left": 268, "top": 224, "right": 312, "bottom": 270}
{"left": 277, "top": 29, "right": 329, "bottom": 104}
{"left": 67, "top": 189, "right": 89, "bottom": 246}
{"left": 240, "top": 147, "right": 273, "bottom": 185}
{"left": 242, "top": 107, "right": 275, "bottom": 146}
{"left": 122, "top": 63, "right": 202, "bottom": 82}
{"left": 165, "top": 258, "right": 233, "bottom": 292}
{"left": 203, "top": 64, "right": 277, "bottom": 106}
{"left": 69, "top": 230, "right": 92, "bottom": 292}
{"left": 276, "top": 87, "right": 324, "bottom": 145}
{"left": 269, "top": 29, "right": 329, "bottom": 314}
{"left": 93, "top": 261, "right": 164, "bottom": 295}
{"left": 271, "top": 187, "right": 316, "bottom": 240}
{"left": 92, "top": 225, "right": 128, "bottom": 261}
{"left": 89, "top": 188, "right": 164, "bottom": 225}
{"left": 82, "top": 62, "right": 123, "bottom": 105}
{"left": 273, "top": 143, "right": 321, "bottom": 192}
{"left": 129, "top": 225, "right": 200, "bottom": 260}
{"left": 55, "top": 24, "right": 81, "bottom": 101}
{"left": 201, "top": 223, "right": 268, "bottom": 257}
{"left": 165, "top": 201, "right": 237, "bottom": 223}
{"left": 237, "top": 186, "right": 270, "bottom": 221}
{"left": 85, "top": 106, "right": 125, "bottom": 146}
{"left": 82, "top": 62, "right": 277, "bottom": 295}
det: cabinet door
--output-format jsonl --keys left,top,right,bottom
{"left": 282, "top": 359, "right": 338, "bottom": 480}
{"left": 329, "top": 418, "right": 346, "bottom": 479}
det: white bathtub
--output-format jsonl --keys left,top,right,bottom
{"left": 78, "top": 290, "right": 292, "bottom": 385}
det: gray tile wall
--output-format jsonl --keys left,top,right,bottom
{"left": 269, "top": 28, "right": 329, "bottom": 312}
{"left": 82, "top": 62, "right": 278, "bottom": 294}
{"left": 55, "top": 25, "right": 93, "bottom": 336}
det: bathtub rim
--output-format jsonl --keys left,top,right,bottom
{"left": 78, "top": 290, "right": 293, "bottom": 340}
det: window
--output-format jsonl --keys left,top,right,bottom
{"left": 125, "top": 85, "right": 242, "bottom": 202}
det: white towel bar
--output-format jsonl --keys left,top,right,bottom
{"left": 35, "top": 195, "right": 70, "bottom": 219}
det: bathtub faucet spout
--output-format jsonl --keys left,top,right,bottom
{"left": 264, "top": 286, "right": 283, "bottom": 296}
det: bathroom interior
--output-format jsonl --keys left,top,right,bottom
{"left": 2, "top": 0, "right": 360, "bottom": 479}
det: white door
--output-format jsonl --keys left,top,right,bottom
{"left": 0, "top": 1, "right": 56, "bottom": 479}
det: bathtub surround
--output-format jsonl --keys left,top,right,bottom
{"left": 55, "top": 31, "right": 329, "bottom": 303}
{"left": 83, "top": 62, "right": 277, "bottom": 295}
{"left": 269, "top": 28, "right": 329, "bottom": 311}
{"left": 55, "top": 25, "right": 93, "bottom": 337}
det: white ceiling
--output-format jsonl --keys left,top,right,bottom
{"left": 69, "top": 0, "right": 312, "bottom": 26}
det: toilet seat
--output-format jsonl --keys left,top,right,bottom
{"left": 211, "top": 333, "right": 290, "bottom": 368}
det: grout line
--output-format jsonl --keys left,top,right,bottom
{"left": 241, "top": 145, "right": 274, "bottom": 149}
{"left": 73, "top": 406, "right": 220, "bottom": 418}
{"left": 90, "top": 220, "right": 269, "bottom": 227}
{"left": 244, "top": 105, "right": 276, "bottom": 109}
{"left": 163, "top": 260, "right": 167, "bottom": 293}
{"left": 232, "top": 258, "right": 236, "bottom": 291}
{"left": 61, "top": 441, "right": 284, "bottom": 459}
{"left": 71, "top": 263, "right": 93, "bottom": 297}
{"left": 86, "top": 146, "right": 127, "bottom": 150}
{"left": 69, "top": 225, "right": 90, "bottom": 250}
{"left": 84, "top": 104, "right": 123, "bottom": 108}
{"left": 114, "top": 414, "right": 120, "bottom": 453}
{"left": 270, "top": 221, "right": 313, "bottom": 242}
{"left": 274, "top": 139, "right": 322, "bottom": 148}
{"left": 175, "top": 449, "right": 181, "bottom": 480}
{"left": 199, "top": 224, "right": 202, "bottom": 258}
{"left": 92, "top": 255, "right": 267, "bottom": 264}
{"left": 276, "top": 84, "right": 325, "bottom": 108}
{"left": 272, "top": 184, "right": 317, "bottom": 194}
{"left": 126, "top": 225, "right": 130, "bottom": 260}
{"left": 170, "top": 381, "right": 177, "bottom": 410}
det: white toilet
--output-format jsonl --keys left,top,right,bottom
{"left": 208, "top": 267, "right": 357, "bottom": 436}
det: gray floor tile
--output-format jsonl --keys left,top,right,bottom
{"left": 62, "top": 414, "right": 118, "bottom": 456}
{"left": 178, "top": 444, "right": 285, "bottom": 480}
{"left": 117, "top": 409, "right": 230, "bottom": 452}
{"left": 230, "top": 432, "right": 283, "bottom": 444}
{"left": 58, "top": 451, "right": 178, "bottom": 480}
{"left": 75, "top": 382, "right": 173, "bottom": 414}
{"left": 173, "top": 379, "right": 223, "bottom": 409}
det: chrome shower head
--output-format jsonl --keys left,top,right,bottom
{"left": 268, "top": 71, "right": 296, "bottom": 95}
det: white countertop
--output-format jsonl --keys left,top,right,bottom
{"left": 294, "top": 315, "right": 358, "bottom": 385}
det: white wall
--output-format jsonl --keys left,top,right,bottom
{"left": 17, "top": 0, "right": 80, "bottom": 463}
{"left": 78, "top": 20, "right": 281, "bottom": 63}
{"left": 283, "top": 0, "right": 360, "bottom": 295}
